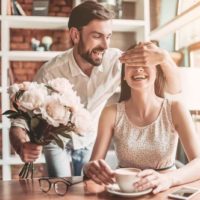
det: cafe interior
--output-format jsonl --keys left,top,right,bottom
{"left": 1, "top": 0, "right": 200, "bottom": 199}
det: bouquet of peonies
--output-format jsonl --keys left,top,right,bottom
{"left": 3, "top": 78, "right": 93, "bottom": 179}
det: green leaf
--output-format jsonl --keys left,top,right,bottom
{"left": 2, "top": 110, "right": 18, "bottom": 116}
{"left": 30, "top": 117, "right": 40, "bottom": 129}
{"left": 15, "top": 90, "right": 25, "bottom": 101}
{"left": 45, "top": 85, "right": 59, "bottom": 93}
{"left": 13, "top": 102, "right": 19, "bottom": 112}
{"left": 7, "top": 114, "right": 21, "bottom": 119}
{"left": 57, "top": 131, "right": 72, "bottom": 139}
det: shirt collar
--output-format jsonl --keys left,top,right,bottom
{"left": 68, "top": 49, "right": 104, "bottom": 77}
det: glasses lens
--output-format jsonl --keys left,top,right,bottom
{"left": 39, "top": 179, "right": 50, "bottom": 192}
{"left": 54, "top": 181, "right": 68, "bottom": 196}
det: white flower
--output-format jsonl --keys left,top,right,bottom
{"left": 47, "top": 78, "right": 74, "bottom": 94}
{"left": 18, "top": 85, "right": 48, "bottom": 111}
{"left": 40, "top": 95, "right": 71, "bottom": 127}
{"left": 71, "top": 108, "right": 93, "bottom": 134}
{"left": 7, "top": 82, "right": 43, "bottom": 98}
{"left": 7, "top": 83, "right": 20, "bottom": 98}
{"left": 59, "top": 92, "right": 83, "bottom": 112}
{"left": 7, "top": 78, "right": 93, "bottom": 141}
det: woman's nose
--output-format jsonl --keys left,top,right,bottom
{"left": 135, "top": 67, "right": 144, "bottom": 72}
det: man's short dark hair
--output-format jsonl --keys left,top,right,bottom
{"left": 68, "top": 1, "right": 115, "bottom": 30}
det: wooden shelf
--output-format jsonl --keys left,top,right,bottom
{"left": 9, "top": 51, "right": 64, "bottom": 61}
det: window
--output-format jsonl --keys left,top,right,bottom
{"left": 175, "top": 0, "right": 200, "bottom": 50}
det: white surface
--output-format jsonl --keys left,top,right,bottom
{"left": 180, "top": 68, "right": 200, "bottom": 110}
{"left": 106, "top": 183, "right": 152, "bottom": 198}
{"left": 6, "top": 16, "right": 146, "bottom": 32}
{"left": 150, "top": 1, "right": 200, "bottom": 40}
{"left": 9, "top": 51, "right": 63, "bottom": 61}
{"left": 166, "top": 68, "right": 200, "bottom": 111}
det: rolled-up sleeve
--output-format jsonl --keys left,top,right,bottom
{"left": 11, "top": 118, "right": 29, "bottom": 131}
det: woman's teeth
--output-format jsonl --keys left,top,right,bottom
{"left": 132, "top": 75, "right": 146, "bottom": 80}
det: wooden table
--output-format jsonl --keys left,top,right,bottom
{"left": 1, "top": 177, "right": 200, "bottom": 200}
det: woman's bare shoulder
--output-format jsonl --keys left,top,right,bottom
{"left": 100, "top": 104, "right": 118, "bottom": 124}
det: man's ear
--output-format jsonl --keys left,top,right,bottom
{"left": 69, "top": 27, "right": 80, "bottom": 44}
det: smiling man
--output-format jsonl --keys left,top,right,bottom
{"left": 9, "top": 1, "right": 181, "bottom": 177}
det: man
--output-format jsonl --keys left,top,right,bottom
{"left": 10, "top": 1, "right": 181, "bottom": 177}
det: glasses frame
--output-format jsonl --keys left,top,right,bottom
{"left": 39, "top": 177, "right": 72, "bottom": 196}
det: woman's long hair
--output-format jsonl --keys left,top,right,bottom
{"left": 119, "top": 47, "right": 166, "bottom": 102}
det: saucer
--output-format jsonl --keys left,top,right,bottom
{"left": 106, "top": 183, "right": 152, "bottom": 198}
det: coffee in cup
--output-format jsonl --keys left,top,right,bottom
{"left": 115, "top": 168, "right": 141, "bottom": 193}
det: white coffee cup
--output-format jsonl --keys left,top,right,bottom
{"left": 115, "top": 168, "right": 141, "bottom": 193}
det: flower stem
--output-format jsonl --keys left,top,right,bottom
{"left": 19, "top": 162, "right": 34, "bottom": 179}
{"left": 19, "top": 163, "right": 28, "bottom": 178}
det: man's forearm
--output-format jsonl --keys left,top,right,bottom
{"left": 160, "top": 50, "right": 181, "bottom": 94}
{"left": 9, "top": 127, "right": 29, "bottom": 155}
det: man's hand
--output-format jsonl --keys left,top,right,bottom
{"left": 20, "top": 142, "right": 42, "bottom": 162}
{"left": 119, "top": 41, "right": 169, "bottom": 67}
{"left": 9, "top": 127, "right": 42, "bottom": 163}
{"left": 119, "top": 41, "right": 181, "bottom": 94}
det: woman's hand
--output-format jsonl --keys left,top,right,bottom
{"left": 134, "top": 169, "right": 174, "bottom": 194}
{"left": 84, "top": 159, "right": 115, "bottom": 185}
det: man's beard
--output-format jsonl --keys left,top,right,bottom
{"left": 78, "top": 37, "right": 105, "bottom": 66}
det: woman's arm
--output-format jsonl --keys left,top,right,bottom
{"left": 119, "top": 42, "right": 181, "bottom": 94}
{"left": 134, "top": 100, "right": 200, "bottom": 194}
{"left": 168, "top": 100, "right": 200, "bottom": 185}
{"left": 84, "top": 104, "right": 117, "bottom": 184}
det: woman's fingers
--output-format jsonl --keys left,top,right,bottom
{"left": 99, "top": 159, "right": 114, "bottom": 176}
{"left": 135, "top": 179, "right": 159, "bottom": 191}
{"left": 86, "top": 160, "right": 114, "bottom": 185}
{"left": 137, "top": 169, "right": 155, "bottom": 177}
{"left": 135, "top": 169, "right": 172, "bottom": 193}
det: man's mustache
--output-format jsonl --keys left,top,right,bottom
{"left": 93, "top": 47, "right": 105, "bottom": 52}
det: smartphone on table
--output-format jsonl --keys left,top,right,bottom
{"left": 168, "top": 187, "right": 199, "bottom": 200}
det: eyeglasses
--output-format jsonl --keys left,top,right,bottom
{"left": 39, "top": 177, "right": 72, "bottom": 196}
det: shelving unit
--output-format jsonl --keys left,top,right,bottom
{"left": 0, "top": 0, "right": 150, "bottom": 180}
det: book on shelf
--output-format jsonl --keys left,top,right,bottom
{"left": 11, "top": 0, "right": 26, "bottom": 16}
{"left": 32, "top": 0, "right": 49, "bottom": 16}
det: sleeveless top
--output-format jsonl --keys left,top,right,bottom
{"left": 113, "top": 98, "right": 179, "bottom": 170}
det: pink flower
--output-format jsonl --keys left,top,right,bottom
{"left": 18, "top": 85, "right": 48, "bottom": 111}
{"left": 47, "top": 78, "right": 73, "bottom": 94}
{"left": 71, "top": 108, "right": 93, "bottom": 135}
{"left": 40, "top": 95, "right": 71, "bottom": 127}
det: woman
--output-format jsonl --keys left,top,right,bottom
{"left": 84, "top": 44, "right": 200, "bottom": 194}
